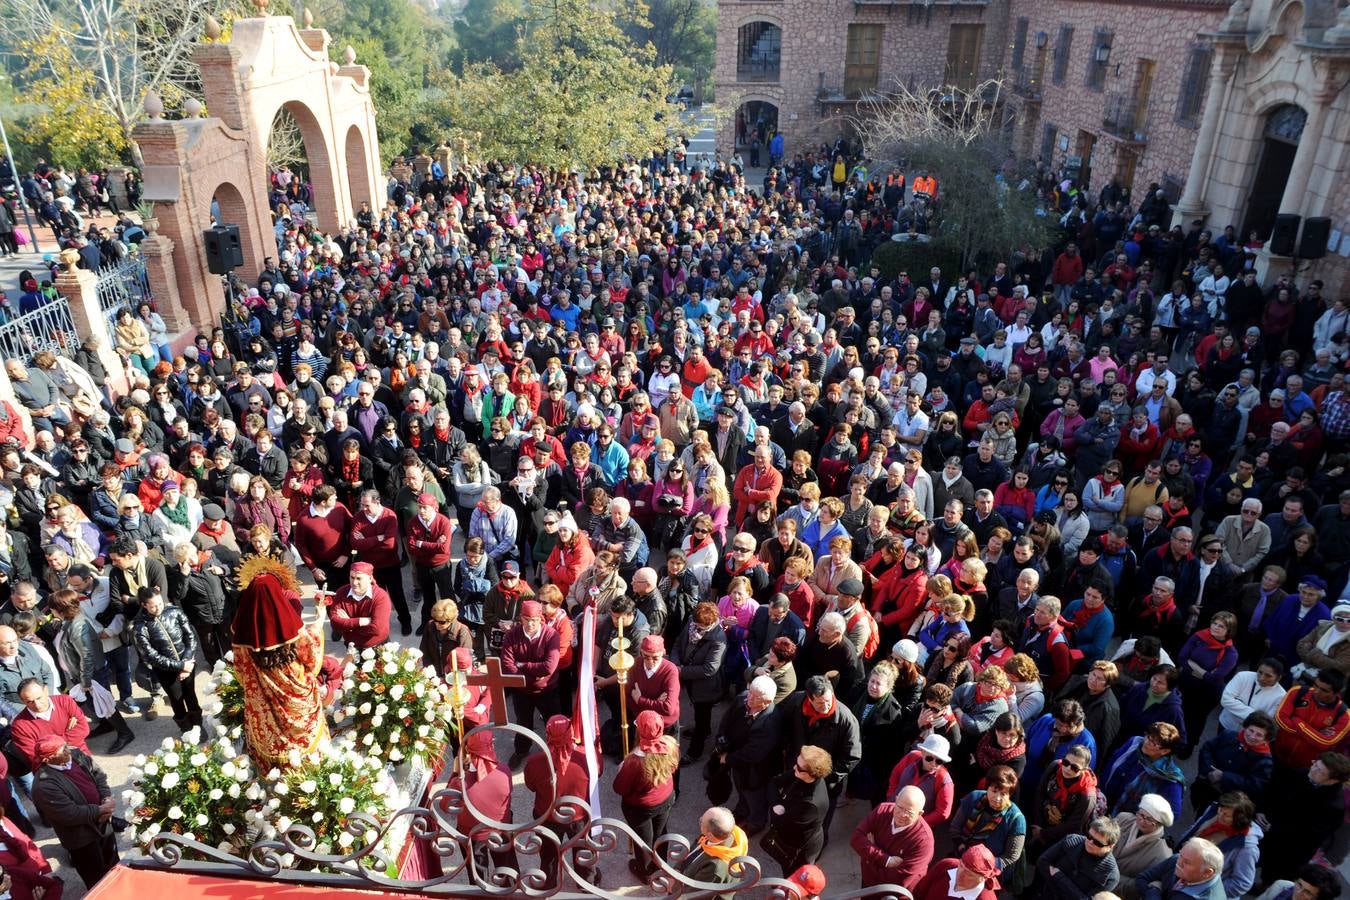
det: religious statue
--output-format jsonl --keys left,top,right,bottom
{"left": 231, "top": 556, "right": 328, "bottom": 768}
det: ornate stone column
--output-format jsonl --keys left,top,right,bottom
{"left": 139, "top": 224, "right": 193, "bottom": 336}
{"left": 1277, "top": 79, "right": 1338, "bottom": 215}
{"left": 1174, "top": 41, "right": 1241, "bottom": 226}
{"left": 54, "top": 258, "right": 130, "bottom": 395}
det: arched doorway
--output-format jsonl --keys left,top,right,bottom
{"left": 344, "top": 124, "right": 374, "bottom": 219}
{"left": 266, "top": 100, "right": 334, "bottom": 226}
{"left": 735, "top": 100, "right": 779, "bottom": 157}
{"left": 1243, "top": 104, "right": 1306, "bottom": 241}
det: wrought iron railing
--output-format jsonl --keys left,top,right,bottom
{"left": 0, "top": 298, "right": 80, "bottom": 360}
{"left": 1010, "top": 66, "right": 1041, "bottom": 100}
{"left": 130, "top": 722, "right": 915, "bottom": 900}
{"left": 1103, "top": 92, "right": 1148, "bottom": 142}
{"left": 97, "top": 255, "right": 154, "bottom": 335}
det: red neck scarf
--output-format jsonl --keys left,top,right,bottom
{"left": 435, "top": 425, "right": 451, "bottom": 442}
{"left": 1196, "top": 819, "right": 1245, "bottom": 842}
{"left": 342, "top": 456, "right": 361, "bottom": 483}
{"left": 1237, "top": 728, "right": 1271, "bottom": 756}
{"left": 687, "top": 533, "right": 713, "bottom": 556}
{"left": 1046, "top": 763, "right": 1097, "bottom": 810}
{"left": 1195, "top": 629, "right": 1233, "bottom": 668}
{"left": 802, "top": 694, "right": 833, "bottom": 724}
{"left": 1071, "top": 602, "right": 1105, "bottom": 632}
{"left": 1140, "top": 594, "right": 1176, "bottom": 625}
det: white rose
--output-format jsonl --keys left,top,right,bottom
{"left": 362, "top": 733, "right": 374, "bottom": 746}
{"left": 276, "top": 816, "right": 292, "bottom": 832}
{"left": 413, "top": 683, "right": 426, "bottom": 698}
{"left": 383, "top": 663, "right": 399, "bottom": 675}
{"left": 329, "top": 773, "right": 343, "bottom": 788}
{"left": 222, "top": 822, "right": 236, "bottom": 835}
{"left": 161, "top": 737, "right": 176, "bottom": 751}
{"left": 338, "top": 796, "right": 356, "bottom": 815}
{"left": 311, "top": 811, "right": 324, "bottom": 824}
{"left": 266, "top": 768, "right": 282, "bottom": 780}
{"left": 221, "top": 761, "right": 237, "bottom": 780}
{"left": 145, "top": 822, "right": 161, "bottom": 838}
{"left": 184, "top": 727, "right": 202, "bottom": 744}
{"left": 418, "top": 725, "right": 430, "bottom": 737}
{"left": 275, "top": 781, "right": 289, "bottom": 796}
{"left": 404, "top": 659, "right": 417, "bottom": 672}
{"left": 122, "top": 789, "right": 134, "bottom": 804}
{"left": 397, "top": 707, "right": 410, "bottom": 719}
{"left": 162, "top": 752, "right": 180, "bottom": 768}
{"left": 425, "top": 709, "right": 436, "bottom": 722}
{"left": 343, "top": 679, "right": 356, "bottom": 691}
{"left": 196, "top": 813, "right": 209, "bottom": 826}
{"left": 389, "top": 684, "right": 405, "bottom": 701}
{"left": 209, "top": 789, "right": 223, "bottom": 801}
{"left": 190, "top": 753, "right": 207, "bottom": 767}
{"left": 168, "top": 806, "right": 183, "bottom": 820}
{"left": 288, "top": 749, "right": 302, "bottom": 768}
{"left": 358, "top": 682, "right": 371, "bottom": 692}
{"left": 361, "top": 648, "right": 376, "bottom": 661}
{"left": 389, "top": 748, "right": 404, "bottom": 762}
{"left": 228, "top": 783, "right": 241, "bottom": 798}
{"left": 358, "top": 702, "right": 372, "bottom": 715}
{"left": 300, "top": 780, "right": 317, "bottom": 794}
{"left": 133, "top": 754, "right": 147, "bottom": 766}
{"left": 337, "top": 831, "right": 354, "bottom": 848}
{"left": 161, "top": 772, "right": 180, "bottom": 790}
{"left": 375, "top": 703, "right": 388, "bottom": 716}
{"left": 268, "top": 797, "right": 281, "bottom": 810}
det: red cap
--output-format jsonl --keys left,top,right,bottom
{"left": 35, "top": 735, "right": 65, "bottom": 762}
{"left": 350, "top": 562, "right": 375, "bottom": 576}
{"left": 788, "top": 865, "right": 827, "bottom": 896}
{"left": 416, "top": 492, "right": 437, "bottom": 507}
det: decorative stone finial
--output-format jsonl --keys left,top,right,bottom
{"left": 344, "top": 45, "right": 357, "bottom": 65}
{"left": 204, "top": 15, "right": 221, "bottom": 40}
{"left": 144, "top": 91, "right": 164, "bottom": 120}
{"left": 1327, "top": 2, "right": 1350, "bottom": 44}
{"left": 303, "top": 6, "right": 313, "bottom": 26}
{"left": 184, "top": 98, "right": 203, "bottom": 118}
{"left": 252, "top": 0, "right": 268, "bottom": 14}
{"left": 59, "top": 248, "right": 81, "bottom": 272}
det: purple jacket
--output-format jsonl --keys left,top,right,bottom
{"left": 1177, "top": 632, "right": 1239, "bottom": 692}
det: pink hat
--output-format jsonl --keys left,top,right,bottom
{"left": 520, "top": 600, "right": 544, "bottom": 619}
{"left": 416, "top": 492, "right": 437, "bottom": 507}
{"left": 350, "top": 562, "right": 375, "bottom": 576}
{"left": 640, "top": 634, "right": 665, "bottom": 654}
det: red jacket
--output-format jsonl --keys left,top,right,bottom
{"left": 349, "top": 506, "right": 401, "bottom": 569}
{"left": 544, "top": 534, "right": 594, "bottom": 599}
{"left": 0, "top": 816, "right": 60, "bottom": 900}
{"left": 0, "top": 400, "right": 29, "bottom": 449}
{"left": 1275, "top": 686, "right": 1350, "bottom": 769}
{"left": 630, "top": 658, "right": 681, "bottom": 727}
{"left": 283, "top": 465, "right": 325, "bottom": 523}
{"left": 329, "top": 584, "right": 392, "bottom": 649}
{"left": 294, "top": 503, "right": 353, "bottom": 571}
{"left": 450, "top": 766, "right": 512, "bottom": 838}
{"left": 869, "top": 559, "right": 929, "bottom": 633}
{"left": 911, "top": 859, "right": 997, "bottom": 900}
{"left": 1051, "top": 251, "right": 1085, "bottom": 287}
{"left": 10, "top": 693, "right": 90, "bottom": 770}
{"left": 733, "top": 464, "right": 782, "bottom": 527}
{"left": 405, "top": 511, "right": 453, "bottom": 567}
{"left": 612, "top": 750, "right": 675, "bottom": 808}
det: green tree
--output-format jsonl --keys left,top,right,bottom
{"left": 435, "top": 0, "right": 688, "bottom": 169}
{"left": 621, "top": 0, "right": 714, "bottom": 88}
{"left": 857, "top": 80, "right": 1054, "bottom": 271}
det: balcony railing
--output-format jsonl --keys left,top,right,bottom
{"left": 1103, "top": 92, "right": 1148, "bottom": 142}
{"left": 737, "top": 57, "right": 781, "bottom": 82}
{"left": 1008, "top": 66, "right": 1042, "bottom": 101}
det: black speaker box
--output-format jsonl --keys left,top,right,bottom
{"left": 204, "top": 224, "right": 244, "bottom": 275}
{"left": 1299, "top": 217, "right": 1331, "bottom": 260}
{"left": 1269, "top": 214, "right": 1300, "bottom": 257}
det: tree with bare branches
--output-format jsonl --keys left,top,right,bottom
{"left": 855, "top": 78, "right": 1053, "bottom": 272}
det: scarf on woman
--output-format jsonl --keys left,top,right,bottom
{"left": 685, "top": 531, "right": 714, "bottom": 558}
{"left": 974, "top": 730, "right": 1026, "bottom": 772}
{"left": 160, "top": 497, "right": 190, "bottom": 528}
{"left": 1070, "top": 602, "right": 1105, "bottom": 633}
{"left": 1046, "top": 763, "right": 1097, "bottom": 811}
{"left": 1195, "top": 817, "right": 1245, "bottom": 843}
{"left": 1316, "top": 623, "right": 1350, "bottom": 655}
{"left": 342, "top": 455, "right": 362, "bottom": 483}
{"left": 961, "top": 793, "right": 1012, "bottom": 842}
{"left": 1237, "top": 727, "right": 1271, "bottom": 756}
{"left": 1195, "top": 629, "right": 1234, "bottom": 668}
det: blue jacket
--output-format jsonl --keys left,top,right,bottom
{"left": 1177, "top": 811, "right": 1263, "bottom": 900}
{"left": 1062, "top": 600, "right": 1115, "bottom": 663}
{"left": 1103, "top": 736, "right": 1185, "bottom": 818}
{"left": 1118, "top": 682, "right": 1187, "bottom": 748}
{"left": 1137, "top": 854, "right": 1227, "bottom": 900}
{"left": 950, "top": 791, "right": 1027, "bottom": 870}
{"left": 1022, "top": 711, "right": 1097, "bottom": 792}
{"left": 1262, "top": 595, "right": 1330, "bottom": 665}
{"left": 919, "top": 618, "right": 970, "bottom": 656}
{"left": 802, "top": 518, "right": 848, "bottom": 559}
{"left": 1196, "top": 729, "right": 1272, "bottom": 800}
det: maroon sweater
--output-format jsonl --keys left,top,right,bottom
{"left": 406, "top": 513, "right": 454, "bottom": 567}
{"left": 501, "top": 625, "right": 561, "bottom": 692}
{"left": 612, "top": 752, "right": 675, "bottom": 808}
{"left": 630, "top": 659, "right": 681, "bottom": 728}
{"left": 850, "top": 804, "right": 936, "bottom": 889}
{"left": 293, "top": 503, "right": 353, "bottom": 570}
{"left": 330, "top": 585, "right": 392, "bottom": 648}
{"left": 523, "top": 748, "right": 591, "bottom": 817}
{"left": 349, "top": 507, "right": 401, "bottom": 569}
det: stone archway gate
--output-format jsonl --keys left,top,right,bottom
{"left": 130, "top": 13, "right": 383, "bottom": 336}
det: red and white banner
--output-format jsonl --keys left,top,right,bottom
{"left": 573, "top": 592, "right": 604, "bottom": 822}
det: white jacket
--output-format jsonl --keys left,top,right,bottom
{"left": 1218, "top": 669, "right": 1287, "bottom": 731}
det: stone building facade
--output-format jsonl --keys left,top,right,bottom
{"left": 714, "top": 0, "right": 1350, "bottom": 292}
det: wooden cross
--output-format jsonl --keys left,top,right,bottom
{"left": 466, "top": 656, "right": 527, "bottom": 726}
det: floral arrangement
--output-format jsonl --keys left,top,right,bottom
{"left": 333, "top": 644, "right": 454, "bottom": 766}
{"left": 201, "top": 653, "right": 246, "bottom": 739}
{"left": 249, "top": 746, "right": 400, "bottom": 864}
{"left": 124, "top": 729, "right": 256, "bottom": 852}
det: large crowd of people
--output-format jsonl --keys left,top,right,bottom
{"left": 0, "top": 146, "right": 1345, "bottom": 900}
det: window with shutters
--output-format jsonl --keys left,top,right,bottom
{"left": 945, "top": 24, "right": 985, "bottom": 91}
{"left": 1052, "top": 25, "right": 1073, "bottom": 85}
{"left": 1010, "top": 18, "right": 1028, "bottom": 74}
{"left": 845, "top": 24, "right": 884, "bottom": 97}
{"left": 1085, "top": 28, "right": 1112, "bottom": 91}
{"left": 1175, "top": 44, "right": 1213, "bottom": 127}
{"left": 1040, "top": 124, "right": 1058, "bottom": 163}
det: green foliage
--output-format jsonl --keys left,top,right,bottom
{"left": 621, "top": 0, "right": 715, "bottom": 86}
{"left": 871, "top": 239, "right": 962, "bottom": 285}
{"left": 452, "top": 0, "right": 529, "bottom": 71}
{"left": 14, "top": 33, "right": 130, "bottom": 170}
{"left": 434, "top": 0, "right": 688, "bottom": 169}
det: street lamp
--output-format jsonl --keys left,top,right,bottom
{"left": 1095, "top": 43, "right": 1112, "bottom": 64}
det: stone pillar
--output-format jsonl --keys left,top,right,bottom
{"left": 1277, "top": 84, "right": 1333, "bottom": 215}
{"left": 140, "top": 230, "right": 193, "bottom": 335}
{"left": 54, "top": 264, "right": 131, "bottom": 396}
{"left": 1174, "top": 44, "right": 1239, "bottom": 225}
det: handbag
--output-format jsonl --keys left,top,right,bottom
{"left": 134, "top": 658, "right": 158, "bottom": 693}
{"left": 704, "top": 755, "right": 732, "bottom": 806}
{"left": 760, "top": 828, "right": 794, "bottom": 868}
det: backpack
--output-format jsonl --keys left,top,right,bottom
{"left": 1127, "top": 476, "right": 1166, "bottom": 504}
{"left": 846, "top": 606, "right": 881, "bottom": 660}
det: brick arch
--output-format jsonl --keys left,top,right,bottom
{"left": 732, "top": 11, "right": 784, "bottom": 30}
{"left": 344, "top": 124, "right": 375, "bottom": 213}
{"left": 132, "top": 13, "right": 383, "bottom": 338}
